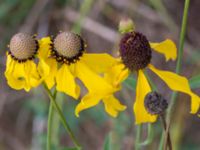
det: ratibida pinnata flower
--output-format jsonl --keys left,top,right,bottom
{"left": 38, "top": 31, "right": 127, "bottom": 117}
{"left": 105, "top": 30, "right": 200, "bottom": 124}
{"left": 4, "top": 33, "right": 49, "bottom": 91}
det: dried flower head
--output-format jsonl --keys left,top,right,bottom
{"left": 144, "top": 91, "right": 168, "bottom": 115}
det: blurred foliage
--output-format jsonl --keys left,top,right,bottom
{"left": 103, "top": 133, "right": 112, "bottom": 150}
{"left": 0, "top": 0, "right": 35, "bottom": 52}
{"left": 189, "top": 74, "right": 200, "bottom": 89}
{"left": 1, "top": 0, "right": 200, "bottom": 149}
{"left": 123, "top": 75, "right": 136, "bottom": 91}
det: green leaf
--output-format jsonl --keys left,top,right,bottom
{"left": 189, "top": 74, "right": 200, "bottom": 89}
{"left": 104, "top": 133, "right": 112, "bottom": 150}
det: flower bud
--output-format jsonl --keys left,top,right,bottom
{"left": 119, "top": 18, "right": 135, "bottom": 34}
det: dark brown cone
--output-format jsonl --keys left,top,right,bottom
{"left": 119, "top": 32, "right": 151, "bottom": 71}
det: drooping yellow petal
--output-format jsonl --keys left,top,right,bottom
{"left": 74, "top": 61, "right": 117, "bottom": 117}
{"left": 56, "top": 64, "right": 80, "bottom": 99}
{"left": 38, "top": 58, "right": 56, "bottom": 89}
{"left": 150, "top": 39, "right": 177, "bottom": 61}
{"left": 104, "top": 63, "right": 129, "bottom": 89}
{"left": 148, "top": 64, "right": 200, "bottom": 114}
{"left": 25, "top": 61, "right": 41, "bottom": 88}
{"left": 5, "top": 54, "right": 42, "bottom": 91}
{"left": 134, "top": 70, "right": 157, "bottom": 124}
{"left": 5, "top": 57, "right": 30, "bottom": 91}
{"left": 102, "top": 95, "right": 126, "bottom": 117}
{"left": 38, "top": 37, "right": 52, "bottom": 59}
{"left": 5, "top": 55, "right": 15, "bottom": 75}
{"left": 75, "top": 94, "right": 126, "bottom": 117}
{"left": 5, "top": 59, "right": 26, "bottom": 90}
{"left": 80, "top": 53, "right": 118, "bottom": 73}
{"left": 75, "top": 93, "right": 103, "bottom": 117}
{"left": 75, "top": 61, "right": 114, "bottom": 93}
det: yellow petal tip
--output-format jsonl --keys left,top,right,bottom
{"left": 150, "top": 39, "right": 177, "bottom": 61}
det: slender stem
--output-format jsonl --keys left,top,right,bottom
{"left": 47, "top": 90, "right": 57, "bottom": 150}
{"left": 176, "top": 0, "right": 190, "bottom": 75}
{"left": 163, "top": 1, "right": 190, "bottom": 149}
{"left": 158, "top": 132, "right": 164, "bottom": 150}
{"left": 167, "top": 0, "right": 190, "bottom": 120}
{"left": 47, "top": 100, "right": 54, "bottom": 150}
{"left": 160, "top": 115, "right": 172, "bottom": 150}
{"left": 135, "top": 125, "right": 142, "bottom": 150}
{"left": 139, "top": 124, "right": 154, "bottom": 146}
{"left": 43, "top": 83, "right": 81, "bottom": 149}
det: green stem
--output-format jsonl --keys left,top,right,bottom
{"left": 163, "top": 0, "right": 190, "bottom": 149}
{"left": 47, "top": 90, "right": 57, "bottom": 150}
{"left": 43, "top": 83, "right": 81, "bottom": 149}
{"left": 167, "top": 0, "right": 190, "bottom": 124}
{"left": 176, "top": 0, "right": 190, "bottom": 75}
{"left": 135, "top": 125, "right": 142, "bottom": 150}
{"left": 158, "top": 132, "right": 164, "bottom": 150}
{"left": 47, "top": 100, "right": 54, "bottom": 150}
{"left": 139, "top": 124, "right": 154, "bottom": 146}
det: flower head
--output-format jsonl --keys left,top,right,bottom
{"left": 119, "top": 32, "right": 151, "bottom": 71}
{"left": 51, "top": 32, "right": 84, "bottom": 64}
{"left": 106, "top": 30, "right": 200, "bottom": 124}
{"left": 9, "top": 33, "right": 38, "bottom": 62}
{"left": 38, "top": 31, "right": 126, "bottom": 117}
{"left": 4, "top": 33, "right": 44, "bottom": 91}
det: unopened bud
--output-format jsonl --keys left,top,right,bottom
{"left": 119, "top": 18, "right": 135, "bottom": 34}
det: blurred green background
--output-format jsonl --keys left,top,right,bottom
{"left": 0, "top": 0, "right": 200, "bottom": 150}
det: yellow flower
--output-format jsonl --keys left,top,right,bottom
{"left": 108, "top": 31, "right": 200, "bottom": 124}
{"left": 38, "top": 31, "right": 126, "bottom": 117}
{"left": 4, "top": 33, "right": 48, "bottom": 91}
{"left": 75, "top": 62, "right": 128, "bottom": 117}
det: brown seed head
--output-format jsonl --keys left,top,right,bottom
{"left": 10, "top": 33, "right": 37, "bottom": 60}
{"left": 54, "top": 32, "right": 82, "bottom": 58}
